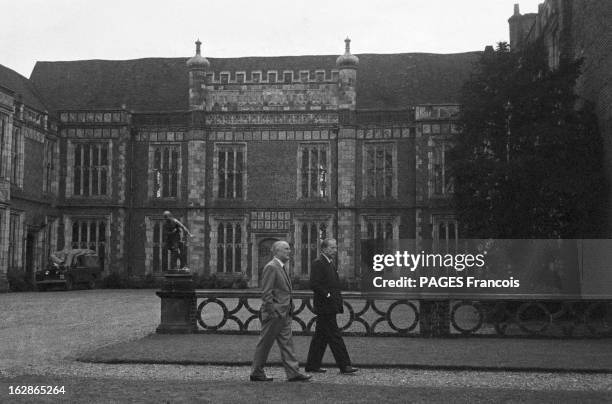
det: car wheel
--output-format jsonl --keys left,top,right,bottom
{"left": 87, "top": 278, "right": 96, "bottom": 289}
{"left": 38, "top": 285, "right": 47, "bottom": 292}
{"left": 65, "top": 277, "right": 73, "bottom": 291}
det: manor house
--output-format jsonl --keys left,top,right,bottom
{"left": 1, "top": 1, "right": 609, "bottom": 291}
{"left": 0, "top": 37, "right": 473, "bottom": 289}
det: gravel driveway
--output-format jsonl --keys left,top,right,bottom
{"left": 1, "top": 290, "right": 611, "bottom": 403}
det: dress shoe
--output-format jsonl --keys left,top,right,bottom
{"left": 340, "top": 366, "right": 359, "bottom": 374}
{"left": 305, "top": 368, "right": 327, "bottom": 373}
{"left": 250, "top": 375, "right": 273, "bottom": 382}
{"left": 288, "top": 374, "right": 312, "bottom": 382}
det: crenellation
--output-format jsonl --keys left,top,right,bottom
{"left": 204, "top": 69, "right": 340, "bottom": 85}
{"left": 0, "top": 32, "right": 533, "bottom": 290}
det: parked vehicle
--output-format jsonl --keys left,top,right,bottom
{"left": 36, "top": 249, "right": 102, "bottom": 291}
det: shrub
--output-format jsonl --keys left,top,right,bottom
{"left": 101, "top": 271, "right": 131, "bottom": 289}
{"left": 7, "top": 268, "right": 34, "bottom": 292}
{"left": 141, "top": 273, "right": 164, "bottom": 289}
{"left": 291, "top": 278, "right": 311, "bottom": 290}
{"left": 193, "top": 273, "right": 217, "bottom": 289}
{"left": 232, "top": 277, "right": 248, "bottom": 289}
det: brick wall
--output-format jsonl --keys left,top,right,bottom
{"left": 337, "top": 210, "right": 356, "bottom": 279}
{"left": 0, "top": 207, "right": 8, "bottom": 291}
{"left": 187, "top": 208, "right": 206, "bottom": 274}
{"left": 337, "top": 129, "right": 356, "bottom": 278}
{"left": 187, "top": 137, "right": 206, "bottom": 204}
{"left": 0, "top": 94, "right": 12, "bottom": 290}
{"left": 569, "top": 0, "right": 612, "bottom": 233}
{"left": 338, "top": 131, "right": 356, "bottom": 206}
{"left": 22, "top": 135, "right": 44, "bottom": 195}
{"left": 116, "top": 129, "right": 129, "bottom": 204}
{"left": 244, "top": 141, "right": 298, "bottom": 203}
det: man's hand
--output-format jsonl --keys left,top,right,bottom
{"left": 326, "top": 293, "right": 331, "bottom": 298}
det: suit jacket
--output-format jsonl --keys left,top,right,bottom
{"left": 259, "top": 258, "right": 293, "bottom": 321}
{"left": 310, "top": 255, "right": 343, "bottom": 315}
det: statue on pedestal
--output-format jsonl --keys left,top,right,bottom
{"left": 163, "top": 211, "right": 193, "bottom": 271}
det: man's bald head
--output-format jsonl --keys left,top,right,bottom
{"left": 271, "top": 240, "right": 291, "bottom": 263}
{"left": 163, "top": 211, "right": 172, "bottom": 219}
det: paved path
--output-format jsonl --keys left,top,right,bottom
{"left": 1, "top": 290, "right": 611, "bottom": 403}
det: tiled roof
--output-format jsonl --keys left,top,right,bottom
{"left": 0, "top": 64, "right": 48, "bottom": 112}
{"left": 28, "top": 52, "right": 480, "bottom": 113}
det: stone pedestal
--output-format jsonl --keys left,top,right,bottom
{"left": 419, "top": 300, "right": 450, "bottom": 337}
{"left": 156, "top": 270, "right": 197, "bottom": 334}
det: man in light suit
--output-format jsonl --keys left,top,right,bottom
{"left": 305, "top": 238, "right": 358, "bottom": 374}
{"left": 250, "top": 241, "right": 311, "bottom": 382}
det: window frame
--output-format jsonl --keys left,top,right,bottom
{"left": 10, "top": 126, "right": 24, "bottom": 188}
{"left": 8, "top": 211, "right": 22, "bottom": 269}
{"left": 68, "top": 216, "right": 109, "bottom": 270}
{"left": 432, "top": 215, "right": 459, "bottom": 253}
{"left": 213, "top": 142, "right": 247, "bottom": 201}
{"left": 43, "top": 138, "right": 58, "bottom": 194}
{"left": 149, "top": 143, "right": 181, "bottom": 200}
{"left": 220, "top": 72, "right": 230, "bottom": 84}
{"left": 360, "top": 215, "right": 399, "bottom": 241}
{"left": 429, "top": 139, "right": 454, "bottom": 198}
{"left": 362, "top": 141, "right": 398, "bottom": 199}
{"left": 209, "top": 215, "right": 248, "bottom": 275}
{"left": 297, "top": 142, "right": 331, "bottom": 200}
{"left": 294, "top": 215, "right": 334, "bottom": 277}
{"left": 68, "top": 140, "right": 112, "bottom": 198}
{"left": 299, "top": 70, "right": 310, "bottom": 83}
{"left": 0, "top": 113, "right": 6, "bottom": 179}
{"left": 266, "top": 71, "right": 277, "bottom": 83}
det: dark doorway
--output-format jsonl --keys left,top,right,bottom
{"left": 25, "top": 231, "right": 35, "bottom": 286}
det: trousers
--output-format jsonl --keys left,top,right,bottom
{"left": 306, "top": 313, "right": 351, "bottom": 370}
{"left": 251, "top": 313, "right": 301, "bottom": 379}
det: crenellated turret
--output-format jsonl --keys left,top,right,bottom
{"left": 187, "top": 39, "right": 210, "bottom": 110}
{"left": 508, "top": 4, "right": 537, "bottom": 51}
{"left": 336, "top": 38, "right": 358, "bottom": 110}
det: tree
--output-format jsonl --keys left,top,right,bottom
{"left": 450, "top": 42, "right": 606, "bottom": 238}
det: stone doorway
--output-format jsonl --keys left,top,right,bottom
{"left": 257, "top": 237, "right": 279, "bottom": 287}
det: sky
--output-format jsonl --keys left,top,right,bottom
{"left": 2, "top": 0, "right": 544, "bottom": 78}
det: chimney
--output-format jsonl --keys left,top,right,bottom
{"left": 508, "top": 3, "right": 523, "bottom": 51}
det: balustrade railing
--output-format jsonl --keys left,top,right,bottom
{"left": 193, "top": 290, "right": 612, "bottom": 338}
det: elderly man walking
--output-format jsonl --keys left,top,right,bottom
{"left": 250, "top": 240, "right": 311, "bottom": 382}
{"left": 305, "top": 238, "right": 358, "bottom": 374}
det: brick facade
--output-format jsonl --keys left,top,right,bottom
{"left": 0, "top": 75, "right": 61, "bottom": 290}
{"left": 0, "top": 40, "right": 465, "bottom": 290}
{"left": 3, "top": 33, "right": 558, "bottom": 291}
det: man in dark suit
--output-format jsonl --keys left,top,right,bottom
{"left": 306, "top": 238, "right": 358, "bottom": 374}
{"left": 250, "top": 241, "right": 311, "bottom": 382}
